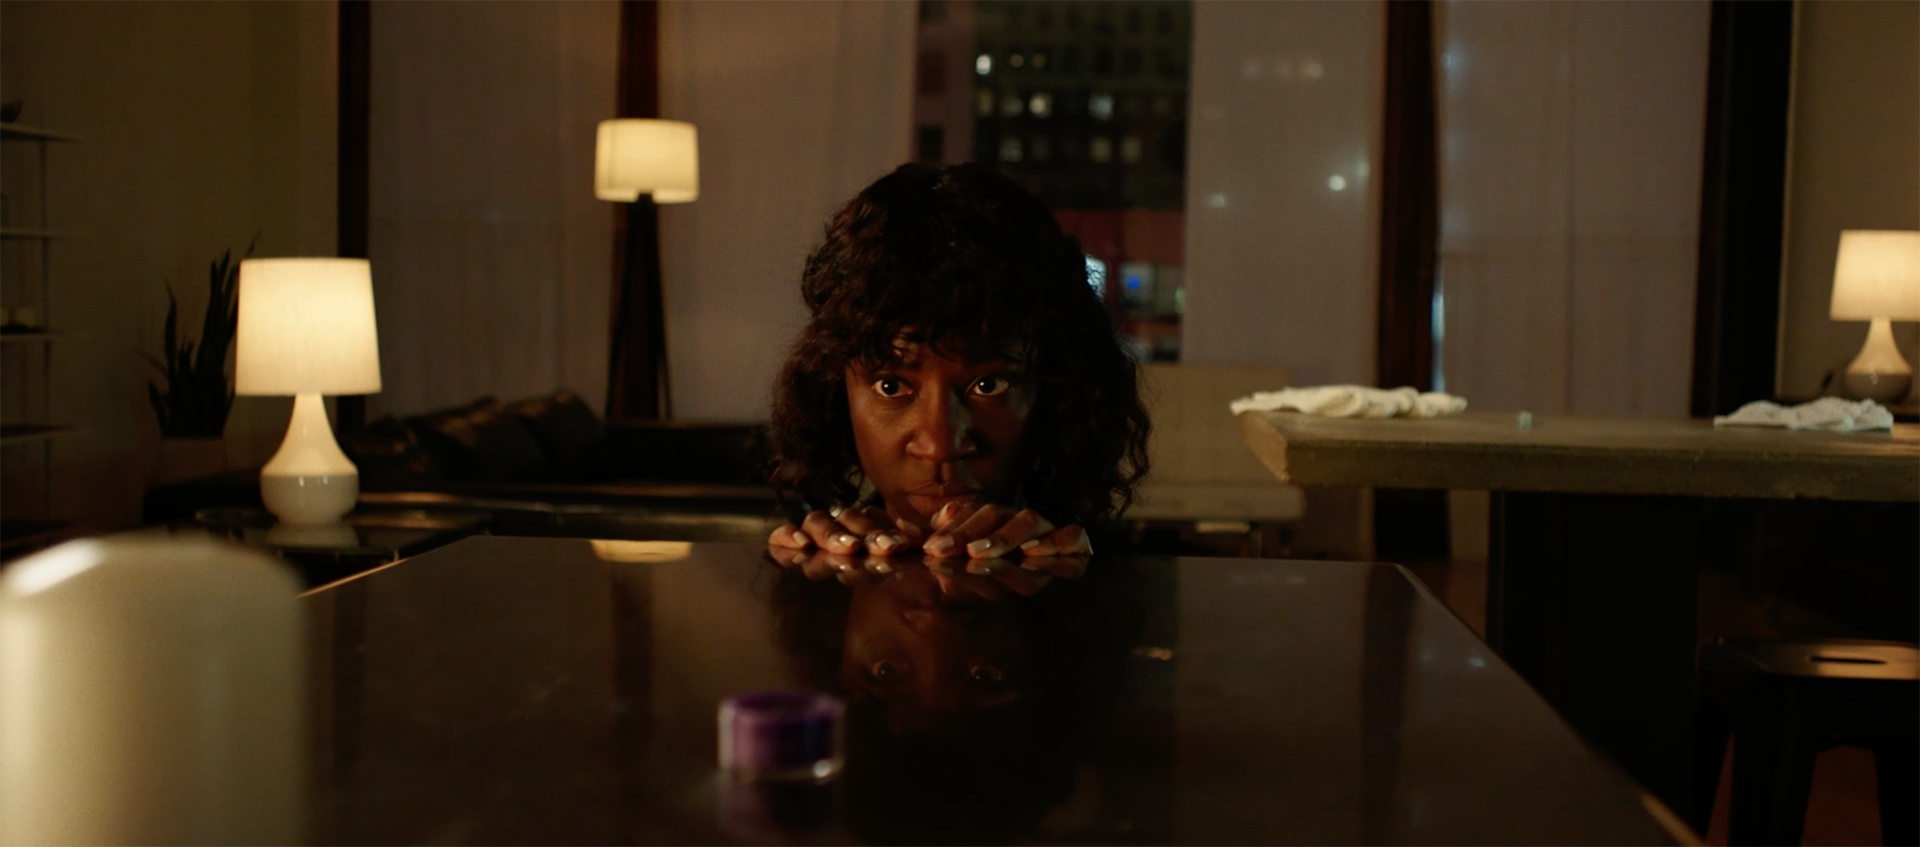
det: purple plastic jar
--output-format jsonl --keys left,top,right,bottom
{"left": 717, "top": 691, "right": 845, "bottom": 782}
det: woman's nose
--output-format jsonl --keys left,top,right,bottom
{"left": 905, "top": 391, "right": 974, "bottom": 461}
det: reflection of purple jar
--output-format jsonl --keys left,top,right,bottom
{"left": 717, "top": 692, "right": 845, "bottom": 781}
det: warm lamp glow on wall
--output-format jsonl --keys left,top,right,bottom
{"left": 596, "top": 118, "right": 697, "bottom": 420}
{"left": 236, "top": 258, "right": 382, "bottom": 524}
{"left": 1830, "top": 230, "right": 1920, "bottom": 402}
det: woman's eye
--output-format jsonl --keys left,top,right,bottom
{"left": 873, "top": 377, "right": 907, "bottom": 398}
{"left": 870, "top": 660, "right": 903, "bottom": 683}
{"left": 972, "top": 375, "right": 1011, "bottom": 397}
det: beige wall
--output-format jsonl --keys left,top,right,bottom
{"left": 1777, "top": 0, "right": 1920, "bottom": 400}
{"left": 0, "top": 1, "right": 337, "bottom": 530}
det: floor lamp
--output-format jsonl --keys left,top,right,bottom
{"left": 596, "top": 118, "right": 698, "bottom": 420}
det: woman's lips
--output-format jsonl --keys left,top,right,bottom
{"left": 902, "top": 489, "right": 979, "bottom": 519}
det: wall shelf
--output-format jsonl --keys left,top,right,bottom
{"left": 0, "top": 228, "right": 75, "bottom": 241}
{"left": 0, "top": 122, "right": 83, "bottom": 143}
{"left": 0, "top": 331, "right": 86, "bottom": 343}
{"left": 0, "top": 425, "right": 78, "bottom": 446}
{"left": 1, "top": 119, "right": 78, "bottom": 521}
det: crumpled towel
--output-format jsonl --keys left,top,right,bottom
{"left": 1229, "top": 385, "right": 1468, "bottom": 419}
{"left": 1713, "top": 397, "right": 1893, "bottom": 432}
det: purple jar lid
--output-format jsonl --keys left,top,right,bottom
{"left": 717, "top": 691, "right": 845, "bottom": 781}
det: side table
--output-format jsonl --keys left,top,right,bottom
{"left": 185, "top": 507, "right": 491, "bottom": 589}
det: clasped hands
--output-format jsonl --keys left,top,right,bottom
{"left": 768, "top": 500, "right": 1092, "bottom": 562}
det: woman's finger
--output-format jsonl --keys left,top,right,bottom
{"left": 1018, "top": 554, "right": 1089, "bottom": 580}
{"left": 923, "top": 503, "right": 1014, "bottom": 558}
{"left": 967, "top": 509, "right": 1054, "bottom": 560}
{"left": 982, "top": 564, "right": 1053, "bottom": 596}
{"left": 800, "top": 510, "right": 864, "bottom": 555}
{"left": 768, "top": 523, "right": 811, "bottom": 550}
{"left": 1018, "top": 524, "right": 1092, "bottom": 559}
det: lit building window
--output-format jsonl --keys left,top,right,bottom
{"left": 999, "top": 137, "right": 1024, "bottom": 162}
{"left": 976, "top": 53, "right": 993, "bottom": 75}
{"left": 1090, "top": 136, "right": 1113, "bottom": 163}
{"left": 1089, "top": 93, "right": 1115, "bottom": 120}
{"left": 1121, "top": 136, "right": 1143, "bottom": 162}
{"left": 1029, "top": 92, "right": 1053, "bottom": 117}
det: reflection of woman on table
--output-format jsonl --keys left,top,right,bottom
{"left": 770, "top": 559, "right": 1141, "bottom": 842}
{"left": 764, "top": 163, "right": 1152, "bottom": 564}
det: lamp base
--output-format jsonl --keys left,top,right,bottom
{"left": 1843, "top": 318, "right": 1915, "bottom": 404}
{"left": 260, "top": 393, "right": 359, "bottom": 525}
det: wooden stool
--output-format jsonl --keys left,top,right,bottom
{"left": 1688, "top": 637, "right": 1918, "bottom": 846}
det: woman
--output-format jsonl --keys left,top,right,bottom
{"left": 766, "top": 162, "right": 1151, "bottom": 562}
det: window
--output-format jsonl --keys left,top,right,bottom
{"left": 913, "top": 0, "right": 1193, "bottom": 361}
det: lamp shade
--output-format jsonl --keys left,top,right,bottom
{"left": 1829, "top": 230, "right": 1920, "bottom": 321}
{"left": 595, "top": 118, "right": 699, "bottom": 203}
{"left": 235, "top": 258, "right": 383, "bottom": 396}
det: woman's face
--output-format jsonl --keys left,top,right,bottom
{"left": 845, "top": 339, "right": 1034, "bottom": 530}
{"left": 840, "top": 569, "right": 1032, "bottom": 724}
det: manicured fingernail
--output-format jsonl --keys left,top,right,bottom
{"left": 834, "top": 533, "right": 859, "bottom": 549}
{"left": 871, "top": 560, "right": 892, "bottom": 573}
{"left": 967, "top": 538, "right": 996, "bottom": 556}
{"left": 933, "top": 502, "right": 956, "bottom": 527}
{"left": 925, "top": 536, "right": 955, "bottom": 555}
{"left": 871, "top": 534, "right": 897, "bottom": 553}
{"left": 1019, "top": 539, "right": 1041, "bottom": 552}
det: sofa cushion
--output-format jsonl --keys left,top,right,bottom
{"left": 407, "top": 397, "right": 550, "bottom": 482}
{"left": 506, "top": 389, "right": 610, "bottom": 480}
{"left": 338, "top": 416, "right": 444, "bottom": 488}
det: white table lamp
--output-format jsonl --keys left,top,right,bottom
{"left": 236, "top": 258, "right": 383, "bottom": 524}
{"left": 1829, "top": 230, "right": 1920, "bottom": 402}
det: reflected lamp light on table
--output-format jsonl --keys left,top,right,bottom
{"left": 1829, "top": 230, "right": 1920, "bottom": 403}
{"left": 595, "top": 118, "right": 697, "bottom": 420}
{"left": 235, "top": 258, "right": 382, "bottom": 525}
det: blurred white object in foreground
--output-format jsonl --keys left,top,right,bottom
{"left": 0, "top": 536, "right": 303, "bottom": 846}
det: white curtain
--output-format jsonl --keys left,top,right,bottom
{"left": 657, "top": 0, "right": 916, "bottom": 422}
{"left": 1182, "top": 1, "right": 1384, "bottom": 387}
{"left": 368, "top": 1, "right": 617, "bottom": 417}
{"left": 1435, "top": 1, "right": 1709, "bottom": 416}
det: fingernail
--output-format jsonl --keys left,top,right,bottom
{"left": 925, "top": 536, "right": 954, "bottom": 555}
{"left": 1019, "top": 539, "right": 1041, "bottom": 552}
{"left": 1020, "top": 560, "right": 1040, "bottom": 570}
{"left": 871, "top": 560, "right": 892, "bottom": 574}
{"left": 967, "top": 538, "right": 996, "bottom": 556}
{"left": 933, "top": 502, "right": 956, "bottom": 527}
{"left": 834, "top": 533, "right": 859, "bottom": 549}
{"left": 871, "top": 534, "right": 897, "bottom": 553}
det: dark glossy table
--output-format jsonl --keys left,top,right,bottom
{"left": 304, "top": 536, "right": 1693, "bottom": 845}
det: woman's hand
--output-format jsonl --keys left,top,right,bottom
{"left": 919, "top": 501, "right": 1093, "bottom": 562}
{"left": 766, "top": 505, "right": 925, "bottom": 558}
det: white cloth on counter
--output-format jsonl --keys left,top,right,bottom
{"left": 1229, "top": 385, "right": 1468, "bottom": 419}
{"left": 1712, "top": 397, "right": 1894, "bottom": 432}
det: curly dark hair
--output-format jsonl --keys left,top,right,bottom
{"left": 769, "top": 162, "right": 1151, "bottom": 526}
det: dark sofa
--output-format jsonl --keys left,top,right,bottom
{"left": 143, "top": 390, "right": 786, "bottom": 543}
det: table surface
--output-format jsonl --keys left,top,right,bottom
{"left": 304, "top": 536, "right": 1686, "bottom": 845}
{"left": 194, "top": 507, "right": 490, "bottom": 557}
{"left": 1239, "top": 409, "right": 1920, "bottom": 501}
